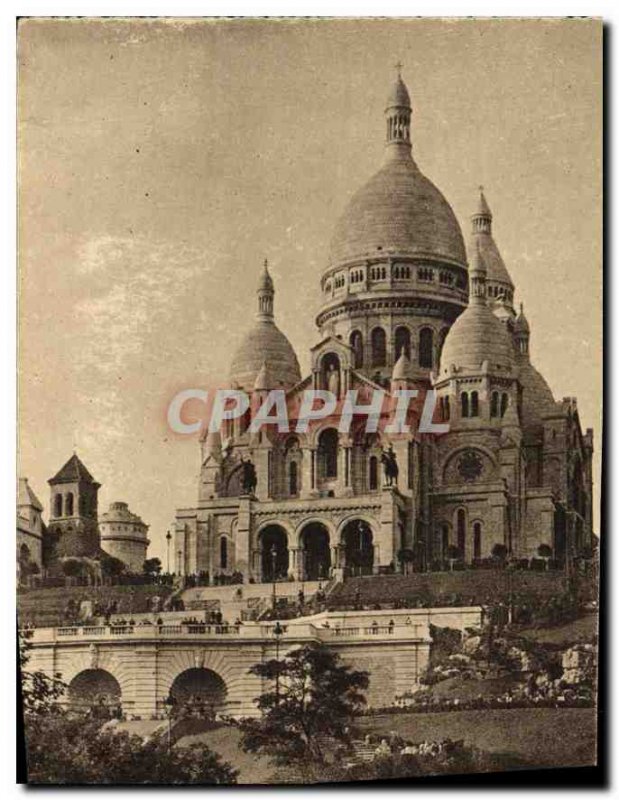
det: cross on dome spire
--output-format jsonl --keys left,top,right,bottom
{"left": 394, "top": 60, "right": 403, "bottom": 77}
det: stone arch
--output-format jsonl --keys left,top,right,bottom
{"left": 317, "top": 427, "right": 339, "bottom": 482}
{"left": 297, "top": 518, "right": 334, "bottom": 581}
{"left": 471, "top": 519, "right": 483, "bottom": 560}
{"left": 158, "top": 648, "right": 243, "bottom": 713}
{"left": 337, "top": 515, "right": 377, "bottom": 577}
{"left": 168, "top": 667, "right": 228, "bottom": 714}
{"left": 394, "top": 325, "right": 412, "bottom": 359}
{"left": 418, "top": 327, "right": 434, "bottom": 369}
{"left": 258, "top": 524, "right": 290, "bottom": 581}
{"left": 441, "top": 445, "right": 498, "bottom": 484}
{"left": 53, "top": 493, "right": 63, "bottom": 518}
{"left": 454, "top": 507, "right": 467, "bottom": 559}
{"left": 349, "top": 330, "right": 364, "bottom": 369}
{"left": 370, "top": 326, "right": 387, "bottom": 367}
{"left": 64, "top": 492, "right": 74, "bottom": 517}
{"left": 67, "top": 668, "right": 122, "bottom": 713}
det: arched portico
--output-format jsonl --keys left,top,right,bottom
{"left": 169, "top": 667, "right": 228, "bottom": 715}
{"left": 258, "top": 525, "right": 290, "bottom": 582}
{"left": 68, "top": 668, "right": 122, "bottom": 713}
{"left": 298, "top": 521, "right": 331, "bottom": 580}
{"left": 340, "top": 518, "right": 375, "bottom": 576}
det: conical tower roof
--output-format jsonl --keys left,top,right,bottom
{"left": 49, "top": 454, "right": 98, "bottom": 486}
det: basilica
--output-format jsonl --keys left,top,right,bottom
{"left": 174, "top": 72, "right": 594, "bottom": 584}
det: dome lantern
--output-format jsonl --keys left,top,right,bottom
{"left": 257, "top": 259, "right": 274, "bottom": 320}
{"left": 385, "top": 63, "right": 412, "bottom": 156}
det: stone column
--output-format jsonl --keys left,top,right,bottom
{"left": 301, "top": 446, "right": 314, "bottom": 498}
{"left": 237, "top": 497, "right": 251, "bottom": 580}
{"left": 378, "top": 487, "right": 396, "bottom": 569}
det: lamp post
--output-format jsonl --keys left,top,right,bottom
{"left": 273, "top": 620, "right": 284, "bottom": 704}
{"left": 162, "top": 694, "right": 176, "bottom": 752}
{"left": 165, "top": 530, "right": 172, "bottom": 574}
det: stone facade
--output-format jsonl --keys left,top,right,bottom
{"left": 17, "top": 478, "right": 45, "bottom": 576}
{"left": 174, "top": 72, "right": 594, "bottom": 581}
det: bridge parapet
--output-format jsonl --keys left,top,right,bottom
{"left": 31, "top": 620, "right": 429, "bottom": 646}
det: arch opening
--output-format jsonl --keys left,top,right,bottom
{"left": 259, "top": 525, "right": 290, "bottom": 582}
{"left": 68, "top": 669, "right": 121, "bottom": 715}
{"left": 341, "top": 519, "right": 374, "bottom": 577}
{"left": 301, "top": 523, "right": 331, "bottom": 581}
{"left": 169, "top": 667, "right": 227, "bottom": 715}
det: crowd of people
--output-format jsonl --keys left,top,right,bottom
{"left": 360, "top": 732, "right": 467, "bottom": 761}
{"left": 364, "top": 679, "right": 594, "bottom": 716}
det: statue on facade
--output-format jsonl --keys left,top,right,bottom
{"left": 381, "top": 445, "right": 399, "bottom": 487}
{"left": 327, "top": 362, "right": 340, "bottom": 398}
{"left": 240, "top": 456, "right": 257, "bottom": 495}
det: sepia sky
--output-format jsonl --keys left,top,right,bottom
{"left": 18, "top": 18, "right": 602, "bottom": 560}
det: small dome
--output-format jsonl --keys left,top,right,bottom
{"left": 329, "top": 156, "right": 467, "bottom": 267}
{"left": 440, "top": 303, "right": 515, "bottom": 375}
{"left": 386, "top": 76, "right": 411, "bottom": 108}
{"left": 514, "top": 303, "right": 530, "bottom": 334}
{"left": 519, "top": 361, "right": 556, "bottom": 429}
{"left": 230, "top": 321, "right": 301, "bottom": 390}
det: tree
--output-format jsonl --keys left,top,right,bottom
{"left": 143, "top": 557, "right": 162, "bottom": 577}
{"left": 19, "top": 627, "right": 66, "bottom": 715}
{"left": 537, "top": 543, "right": 553, "bottom": 570}
{"left": 240, "top": 644, "right": 369, "bottom": 769}
{"left": 24, "top": 716, "right": 238, "bottom": 784}
{"left": 445, "top": 545, "right": 461, "bottom": 571}
{"left": 61, "top": 557, "right": 84, "bottom": 578}
{"left": 101, "top": 553, "right": 125, "bottom": 577}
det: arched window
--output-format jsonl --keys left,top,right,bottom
{"left": 220, "top": 537, "right": 228, "bottom": 570}
{"left": 53, "top": 493, "right": 63, "bottom": 518}
{"left": 289, "top": 461, "right": 298, "bottom": 496}
{"left": 461, "top": 392, "right": 469, "bottom": 418}
{"left": 318, "top": 428, "right": 339, "bottom": 479}
{"left": 473, "top": 522, "right": 482, "bottom": 559}
{"left": 394, "top": 326, "right": 411, "bottom": 359}
{"left": 369, "top": 455, "right": 378, "bottom": 490}
{"left": 500, "top": 393, "right": 509, "bottom": 417}
{"left": 444, "top": 396, "right": 450, "bottom": 421}
{"left": 65, "top": 492, "right": 74, "bottom": 517}
{"left": 419, "top": 328, "right": 433, "bottom": 368}
{"left": 441, "top": 524, "right": 449, "bottom": 557}
{"left": 371, "top": 327, "right": 386, "bottom": 367}
{"left": 470, "top": 391, "right": 479, "bottom": 417}
{"left": 456, "top": 509, "right": 466, "bottom": 558}
{"left": 350, "top": 330, "right": 363, "bottom": 369}
{"left": 437, "top": 327, "right": 450, "bottom": 363}
{"left": 490, "top": 391, "right": 499, "bottom": 418}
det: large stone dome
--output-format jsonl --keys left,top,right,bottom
{"left": 439, "top": 303, "right": 515, "bottom": 375}
{"left": 519, "top": 360, "right": 556, "bottom": 429}
{"left": 329, "top": 156, "right": 467, "bottom": 267}
{"left": 229, "top": 320, "right": 301, "bottom": 390}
